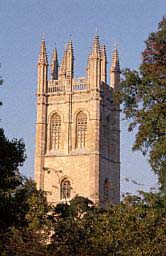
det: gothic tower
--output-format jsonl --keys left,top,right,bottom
{"left": 34, "top": 35, "right": 120, "bottom": 205}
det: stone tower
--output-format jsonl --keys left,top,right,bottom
{"left": 34, "top": 35, "right": 120, "bottom": 205}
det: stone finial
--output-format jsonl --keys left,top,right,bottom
{"left": 101, "top": 44, "right": 107, "bottom": 84}
{"left": 51, "top": 48, "right": 58, "bottom": 80}
{"left": 110, "top": 48, "right": 120, "bottom": 73}
{"left": 59, "top": 55, "right": 65, "bottom": 74}
{"left": 66, "top": 40, "right": 74, "bottom": 79}
{"left": 88, "top": 51, "right": 92, "bottom": 60}
{"left": 92, "top": 34, "right": 100, "bottom": 55}
{"left": 59, "top": 47, "right": 67, "bottom": 75}
{"left": 101, "top": 44, "right": 107, "bottom": 61}
{"left": 67, "top": 40, "right": 74, "bottom": 65}
{"left": 52, "top": 48, "right": 58, "bottom": 62}
{"left": 38, "top": 37, "right": 48, "bottom": 65}
{"left": 110, "top": 48, "right": 120, "bottom": 89}
{"left": 67, "top": 40, "right": 74, "bottom": 55}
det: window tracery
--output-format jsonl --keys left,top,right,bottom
{"left": 76, "top": 111, "right": 87, "bottom": 148}
{"left": 50, "top": 113, "right": 61, "bottom": 150}
{"left": 60, "top": 178, "right": 71, "bottom": 199}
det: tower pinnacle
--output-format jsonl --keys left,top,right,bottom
{"left": 51, "top": 48, "right": 58, "bottom": 80}
{"left": 110, "top": 48, "right": 120, "bottom": 73}
{"left": 92, "top": 34, "right": 100, "bottom": 55}
{"left": 59, "top": 47, "right": 67, "bottom": 79}
{"left": 38, "top": 38, "right": 48, "bottom": 65}
{"left": 87, "top": 35, "right": 101, "bottom": 88}
{"left": 66, "top": 40, "right": 74, "bottom": 80}
{"left": 101, "top": 44, "right": 107, "bottom": 83}
{"left": 67, "top": 40, "right": 74, "bottom": 56}
{"left": 110, "top": 48, "right": 120, "bottom": 89}
{"left": 101, "top": 44, "right": 107, "bottom": 60}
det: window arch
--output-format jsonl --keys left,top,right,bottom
{"left": 60, "top": 178, "right": 71, "bottom": 200}
{"left": 50, "top": 113, "right": 61, "bottom": 150}
{"left": 76, "top": 111, "right": 87, "bottom": 148}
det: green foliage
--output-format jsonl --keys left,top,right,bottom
{"left": 53, "top": 195, "right": 93, "bottom": 218}
{"left": 48, "top": 193, "right": 166, "bottom": 256}
{"left": 0, "top": 128, "right": 26, "bottom": 231}
{"left": 0, "top": 176, "right": 50, "bottom": 255}
{"left": 0, "top": 128, "right": 50, "bottom": 255}
{"left": 13, "top": 178, "right": 50, "bottom": 230}
{"left": 0, "top": 227, "right": 49, "bottom": 256}
{"left": 0, "top": 72, "right": 51, "bottom": 255}
{"left": 1, "top": 186, "right": 166, "bottom": 256}
{"left": 114, "top": 17, "right": 166, "bottom": 192}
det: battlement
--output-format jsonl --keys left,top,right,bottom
{"left": 48, "top": 77, "right": 89, "bottom": 93}
{"left": 48, "top": 80, "right": 65, "bottom": 93}
{"left": 72, "top": 77, "right": 89, "bottom": 91}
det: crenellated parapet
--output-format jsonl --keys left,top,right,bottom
{"left": 47, "top": 77, "right": 89, "bottom": 94}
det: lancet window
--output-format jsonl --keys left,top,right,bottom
{"left": 60, "top": 178, "right": 71, "bottom": 200}
{"left": 76, "top": 111, "right": 87, "bottom": 148}
{"left": 50, "top": 113, "right": 61, "bottom": 150}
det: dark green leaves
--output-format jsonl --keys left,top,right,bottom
{"left": 114, "top": 17, "right": 166, "bottom": 192}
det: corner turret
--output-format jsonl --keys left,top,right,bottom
{"left": 37, "top": 37, "right": 48, "bottom": 94}
{"left": 35, "top": 37, "right": 48, "bottom": 189}
{"left": 88, "top": 35, "right": 101, "bottom": 88}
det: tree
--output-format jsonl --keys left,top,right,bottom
{"left": 13, "top": 178, "right": 50, "bottom": 230}
{"left": 0, "top": 130, "right": 50, "bottom": 254}
{"left": 114, "top": 17, "right": 166, "bottom": 192}
{"left": 0, "top": 71, "right": 27, "bottom": 231}
{"left": 0, "top": 70, "right": 51, "bottom": 255}
{"left": 53, "top": 195, "right": 93, "bottom": 218}
{"left": 48, "top": 196, "right": 94, "bottom": 255}
{"left": 0, "top": 179, "right": 51, "bottom": 256}
{"left": 48, "top": 193, "right": 166, "bottom": 256}
{"left": 0, "top": 128, "right": 26, "bottom": 232}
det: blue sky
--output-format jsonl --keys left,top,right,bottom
{"left": 0, "top": 0, "right": 165, "bottom": 195}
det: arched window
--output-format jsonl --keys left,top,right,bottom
{"left": 50, "top": 113, "right": 61, "bottom": 150}
{"left": 60, "top": 178, "right": 71, "bottom": 200}
{"left": 76, "top": 111, "right": 87, "bottom": 148}
{"left": 104, "top": 178, "right": 109, "bottom": 202}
